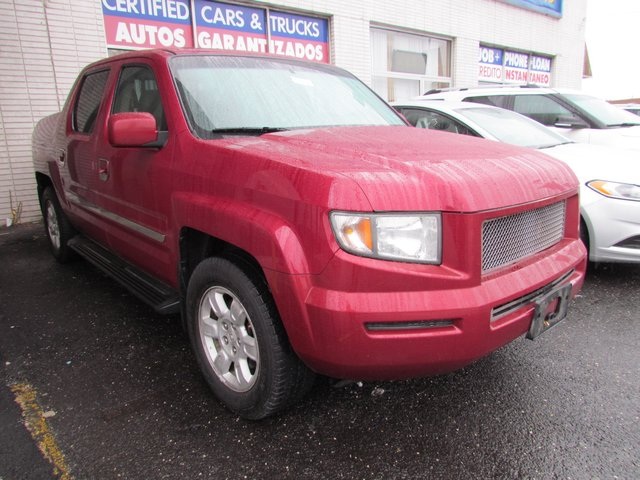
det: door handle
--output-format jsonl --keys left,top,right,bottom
{"left": 98, "top": 158, "right": 110, "bottom": 181}
{"left": 56, "top": 149, "right": 66, "bottom": 165}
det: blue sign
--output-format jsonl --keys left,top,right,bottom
{"left": 499, "top": 0, "right": 562, "bottom": 18}
{"left": 479, "top": 47, "right": 503, "bottom": 66}
{"left": 102, "top": 0, "right": 191, "bottom": 25}
{"left": 529, "top": 55, "right": 552, "bottom": 73}
{"left": 195, "top": 1, "right": 266, "bottom": 33}
{"left": 269, "top": 11, "right": 328, "bottom": 42}
{"left": 102, "top": 0, "right": 191, "bottom": 24}
{"left": 504, "top": 51, "right": 529, "bottom": 69}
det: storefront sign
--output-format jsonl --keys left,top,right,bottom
{"left": 503, "top": 51, "right": 529, "bottom": 83}
{"left": 479, "top": 46, "right": 503, "bottom": 82}
{"left": 479, "top": 46, "right": 552, "bottom": 86}
{"left": 102, "top": 0, "right": 194, "bottom": 49}
{"left": 268, "top": 11, "right": 329, "bottom": 62}
{"left": 528, "top": 55, "right": 552, "bottom": 85}
{"left": 499, "top": 0, "right": 563, "bottom": 18}
{"left": 194, "top": 1, "right": 267, "bottom": 52}
{"left": 103, "top": 0, "right": 329, "bottom": 63}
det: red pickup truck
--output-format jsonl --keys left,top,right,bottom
{"left": 33, "top": 49, "right": 586, "bottom": 419}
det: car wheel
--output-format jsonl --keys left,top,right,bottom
{"left": 41, "top": 187, "right": 75, "bottom": 263}
{"left": 186, "top": 257, "right": 314, "bottom": 419}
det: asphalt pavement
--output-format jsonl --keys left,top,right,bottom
{"left": 1, "top": 222, "right": 638, "bottom": 479}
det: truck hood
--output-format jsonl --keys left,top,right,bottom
{"left": 228, "top": 126, "right": 578, "bottom": 212}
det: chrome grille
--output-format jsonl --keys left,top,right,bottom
{"left": 482, "top": 201, "right": 565, "bottom": 273}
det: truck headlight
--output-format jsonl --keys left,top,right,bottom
{"left": 330, "top": 212, "right": 441, "bottom": 263}
{"left": 587, "top": 180, "right": 640, "bottom": 201}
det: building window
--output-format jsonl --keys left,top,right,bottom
{"left": 371, "top": 28, "right": 451, "bottom": 102}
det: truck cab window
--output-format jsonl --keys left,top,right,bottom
{"left": 113, "top": 65, "right": 167, "bottom": 131}
{"left": 73, "top": 70, "right": 109, "bottom": 134}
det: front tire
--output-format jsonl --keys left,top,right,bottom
{"left": 186, "top": 257, "right": 314, "bottom": 419}
{"left": 41, "top": 187, "right": 75, "bottom": 263}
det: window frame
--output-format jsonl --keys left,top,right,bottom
{"left": 371, "top": 27, "right": 452, "bottom": 101}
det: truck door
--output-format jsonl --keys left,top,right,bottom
{"left": 94, "top": 63, "right": 176, "bottom": 285}
{"left": 64, "top": 68, "right": 112, "bottom": 247}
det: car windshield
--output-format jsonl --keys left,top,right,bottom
{"left": 562, "top": 93, "right": 640, "bottom": 127}
{"left": 457, "top": 106, "right": 570, "bottom": 149}
{"left": 170, "top": 55, "right": 404, "bottom": 138}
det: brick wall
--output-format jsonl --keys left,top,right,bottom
{"left": 0, "top": 0, "right": 106, "bottom": 226}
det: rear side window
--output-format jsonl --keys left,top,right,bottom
{"left": 465, "top": 95, "right": 509, "bottom": 108}
{"left": 73, "top": 70, "right": 109, "bottom": 134}
{"left": 511, "top": 95, "right": 574, "bottom": 126}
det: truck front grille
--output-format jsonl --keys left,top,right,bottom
{"left": 482, "top": 201, "right": 566, "bottom": 273}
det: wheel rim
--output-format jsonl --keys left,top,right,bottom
{"left": 198, "top": 286, "right": 259, "bottom": 392}
{"left": 45, "top": 200, "right": 61, "bottom": 250}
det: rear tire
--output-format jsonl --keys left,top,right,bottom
{"left": 41, "top": 187, "right": 75, "bottom": 263}
{"left": 186, "top": 257, "right": 314, "bottom": 419}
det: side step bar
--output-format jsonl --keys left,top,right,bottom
{"left": 68, "top": 236, "right": 180, "bottom": 315}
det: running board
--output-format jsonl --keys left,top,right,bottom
{"left": 68, "top": 236, "right": 180, "bottom": 315}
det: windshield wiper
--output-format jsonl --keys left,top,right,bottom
{"left": 210, "top": 127, "right": 289, "bottom": 135}
{"left": 538, "top": 141, "right": 574, "bottom": 149}
{"left": 606, "top": 122, "right": 640, "bottom": 128}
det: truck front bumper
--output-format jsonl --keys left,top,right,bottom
{"left": 269, "top": 239, "right": 586, "bottom": 380}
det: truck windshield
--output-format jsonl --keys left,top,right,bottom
{"left": 170, "top": 55, "right": 405, "bottom": 138}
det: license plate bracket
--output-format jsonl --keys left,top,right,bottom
{"left": 526, "top": 283, "right": 572, "bottom": 340}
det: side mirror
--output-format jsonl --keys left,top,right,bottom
{"left": 554, "top": 115, "right": 589, "bottom": 129}
{"left": 108, "top": 112, "right": 164, "bottom": 147}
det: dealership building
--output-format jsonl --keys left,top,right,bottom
{"left": 0, "top": 0, "right": 587, "bottom": 225}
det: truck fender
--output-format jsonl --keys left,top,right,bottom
{"left": 172, "top": 192, "right": 312, "bottom": 275}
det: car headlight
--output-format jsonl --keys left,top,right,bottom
{"left": 587, "top": 180, "right": 640, "bottom": 201}
{"left": 330, "top": 212, "right": 441, "bottom": 263}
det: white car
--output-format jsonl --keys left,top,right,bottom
{"left": 419, "top": 86, "right": 640, "bottom": 150}
{"left": 392, "top": 100, "right": 640, "bottom": 263}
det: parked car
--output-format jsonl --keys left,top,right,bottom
{"left": 419, "top": 86, "right": 640, "bottom": 150}
{"left": 32, "top": 49, "right": 586, "bottom": 419}
{"left": 393, "top": 100, "right": 640, "bottom": 263}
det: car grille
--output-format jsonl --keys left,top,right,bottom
{"left": 482, "top": 201, "right": 566, "bottom": 273}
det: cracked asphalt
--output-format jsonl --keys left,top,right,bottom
{"left": 1, "top": 222, "right": 638, "bottom": 479}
